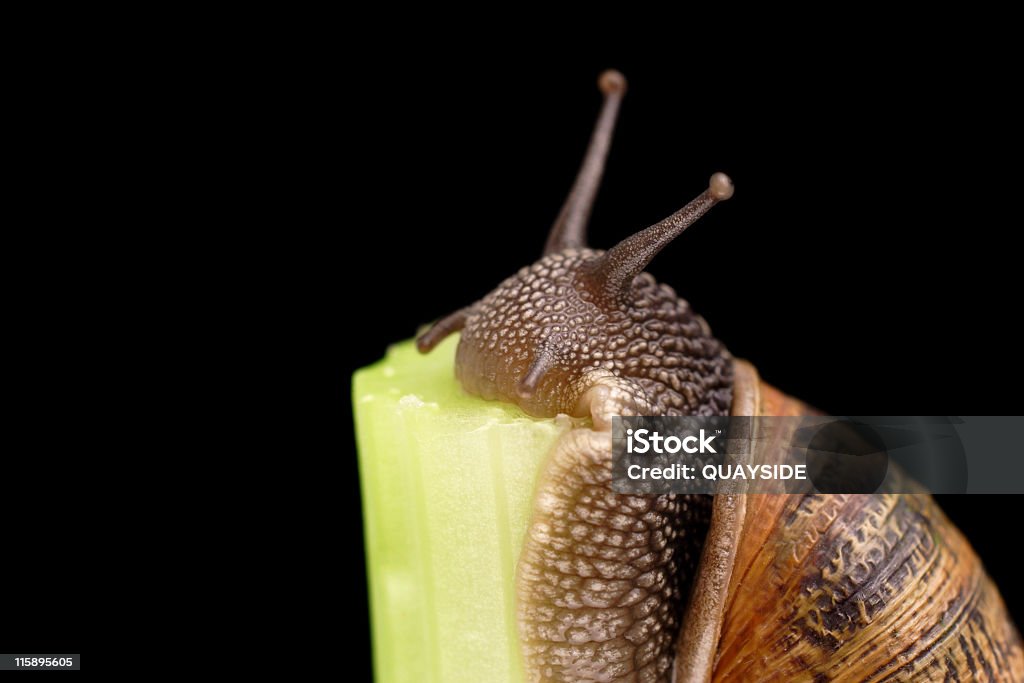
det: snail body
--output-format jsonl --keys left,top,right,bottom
{"left": 417, "top": 72, "right": 1023, "bottom": 682}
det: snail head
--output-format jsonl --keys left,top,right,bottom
{"left": 417, "top": 71, "right": 734, "bottom": 419}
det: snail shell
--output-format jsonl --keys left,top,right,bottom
{"left": 677, "top": 362, "right": 1024, "bottom": 682}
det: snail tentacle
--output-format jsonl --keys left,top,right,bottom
{"left": 416, "top": 306, "right": 474, "bottom": 353}
{"left": 543, "top": 70, "right": 627, "bottom": 256}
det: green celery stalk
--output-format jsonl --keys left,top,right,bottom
{"left": 353, "top": 336, "right": 567, "bottom": 682}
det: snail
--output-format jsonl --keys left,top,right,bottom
{"left": 416, "top": 71, "right": 1024, "bottom": 682}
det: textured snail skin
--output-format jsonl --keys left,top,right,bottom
{"left": 455, "top": 249, "right": 732, "bottom": 420}
{"left": 416, "top": 71, "right": 1024, "bottom": 682}
{"left": 448, "top": 249, "right": 730, "bottom": 679}
{"left": 452, "top": 257, "right": 727, "bottom": 680}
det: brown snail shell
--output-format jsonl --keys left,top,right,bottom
{"left": 675, "top": 361, "right": 1024, "bottom": 682}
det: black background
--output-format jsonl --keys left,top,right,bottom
{"left": 330, "top": 56, "right": 1022, "bottom": 677}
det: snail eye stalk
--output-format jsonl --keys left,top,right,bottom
{"left": 543, "top": 69, "right": 628, "bottom": 255}
{"left": 581, "top": 173, "right": 734, "bottom": 302}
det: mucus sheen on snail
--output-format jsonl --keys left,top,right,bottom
{"left": 417, "top": 70, "right": 1024, "bottom": 683}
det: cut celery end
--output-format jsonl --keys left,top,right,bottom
{"left": 353, "top": 336, "right": 567, "bottom": 683}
